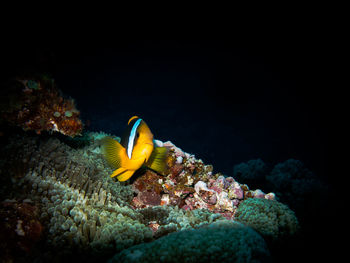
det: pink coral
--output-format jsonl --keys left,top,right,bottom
{"left": 129, "top": 140, "right": 275, "bottom": 220}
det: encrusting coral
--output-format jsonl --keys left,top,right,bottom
{"left": 235, "top": 198, "right": 299, "bottom": 241}
{"left": 109, "top": 220, "right": 271, "bottom": 263}
{"left": 132, "top": 140, "right": 275, "bottom": 220}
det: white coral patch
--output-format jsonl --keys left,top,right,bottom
{"left": 50, "top": 120, "right": 59, "bottom": 132}
{"left": 15, "top": 220, "right": 25, "bottom": 236}
{"left": 153, "top": 139, "right": 164, "bottom": 147}
{"left": 161, "top": 194, "right": 170, "bottom": 205}
{"left": 185, "top": 175, "right": 193, "bottom": 186}
{"left": 194, "top": 181, "right": 214, "bottom": 194}
{"left": 176, "top": 156, "right": 183, "bottom": 164}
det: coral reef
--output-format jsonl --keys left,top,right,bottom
{"left": 0, "top": 75, "right": 83, "bottom": 137}
{"left": 138, "top": 205, "right": 224, "bottom": 238}
{"left": 0, "top": 128, "right": 300, "bottom": 262}
{"left": 12, "top": 135, "right": 149, "bottom": 255}
{"left": 0, "top": 133, "right": 227, "bottom": 261}
{"left": 108, "top": 220, "right": 271, "bottom": 263}
{"left": 132, "top": 140, "right": 275, "bottom": 220}
{"left": 235, "top": 198, "right": 299, "bottom": 241}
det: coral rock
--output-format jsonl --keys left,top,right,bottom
{"left": 131, "top": 171, "right": 163, "bottom": 208}
{"left": 128, "top": 140, "right": 277, "bottom": 221}
{"left": 0, "top": 76, "right": 83, "bottom": 137}
{"left": 0, "top": 200, "right": 43, "bottom": 261}
{"left": 194, "top": 181, "right": 217, "bottom": 205}
{"left": 168, "top": 163, "right": 184, "bottom": 178}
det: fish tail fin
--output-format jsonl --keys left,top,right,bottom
{"left": 146, "top": 147, "right": 168, "bottom": 175}
{"left": 101, "top": 136, "right": 124, "bottom": 169}
{"left": 117, "top": 170, "right": 135, "bottom": 181}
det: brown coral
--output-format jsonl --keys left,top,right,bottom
{"left": 0, "top": 200, "right": 43, "bottom": 261}
{"left": 0, "top": 75, "right": 83, "bottom": 137}
{"left": 132, "top": 170, "right": 163, "bottom": 208}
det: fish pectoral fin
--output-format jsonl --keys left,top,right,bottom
{"left": 117, "top": 170, "right": 135, "bottom": 182}
{"left": 110, "top": 157, "right": 145, "bottom": 180}
{"left": 110, "top": 167, "right": 127, "bottom": 178}
{"left": 110, "top": 167, "right": 136, "bottom": 181}
{"left": 146, "top": 147, "right": 168, "bottom": 175}
{"left": 102, "top": 136, "right": 125, "bottom": 170}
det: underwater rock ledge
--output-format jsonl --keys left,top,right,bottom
{"left": 0, "top": 131, "right": 299, "bottom": 262}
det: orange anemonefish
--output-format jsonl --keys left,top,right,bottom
{"left": 101, "top": 116, "right": 168, "bottom": 181}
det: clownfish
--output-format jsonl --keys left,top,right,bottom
{"left": 101, "top": 116, "right": 168, "bottom": 181}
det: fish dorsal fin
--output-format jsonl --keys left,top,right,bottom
{"left": 128, "top": 116, "right": 139, "bottom": 125}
